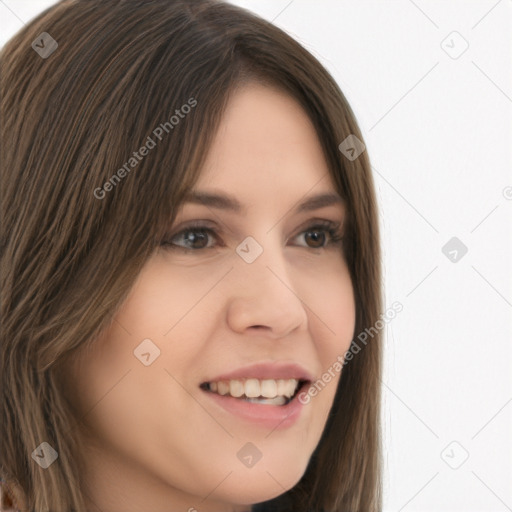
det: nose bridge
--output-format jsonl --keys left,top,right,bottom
{"left": 226, "top": 230, "right": 308, "bottom": 336}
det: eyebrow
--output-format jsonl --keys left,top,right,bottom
{"left": 182, "top": 190, "right": 344, "bottom": 214}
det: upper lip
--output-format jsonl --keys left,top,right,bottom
{"left": 202, "top": 361, "right": 315, "bottom": 384}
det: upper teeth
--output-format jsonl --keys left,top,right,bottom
{"left": 208, "top": 378, "right": 299, "bottom": 398}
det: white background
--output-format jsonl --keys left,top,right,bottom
{"left": 1, "top": 1, "right": 511, "bottom": 510}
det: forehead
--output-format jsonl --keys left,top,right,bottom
{"left": 194, "top": 83, "right": 336, "bottom": 201}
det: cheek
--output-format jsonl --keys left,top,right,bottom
{"left": 115, "top": 264, "right": 193, "bottom": 338}
{"left": 59, "top": 261, "right": 202, "bottom": 433}
{"left": 305, "top": 266, "right": 355, "bottom": 411}
{"left": 114, "top": 255, "right": 232, "bottom": 344}
{"left": 308, "top": 265, "right": 356, "bottom": 362}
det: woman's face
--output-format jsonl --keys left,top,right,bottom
{"left": 63, "top": 83, "right": 356, "bottom": 512}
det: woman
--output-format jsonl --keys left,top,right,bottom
{"left": 0, "top": 0, "right": 382, "bottom": 510}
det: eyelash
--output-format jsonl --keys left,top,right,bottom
{"left": 160, "top": 220, "right": 343, "bottom": 252}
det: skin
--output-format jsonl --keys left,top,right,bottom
{"left": 61, "top": 83, "right": 356, "bottom": 512}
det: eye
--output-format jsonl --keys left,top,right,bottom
{"left": 160, "top": 220, "right": 343, "bottom": 252}
{"left": 293, "top": 221, "right": 343, "bottom": 249}
{"left": 163, "top": 224, "right": 219, "bottom": 251}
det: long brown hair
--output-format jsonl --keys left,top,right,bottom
{"left": 0, "top": 1, "right": 382, "bottom": 510}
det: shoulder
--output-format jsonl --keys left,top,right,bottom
{"left": 0, "top": 479, "right": 25, "bottom": 512}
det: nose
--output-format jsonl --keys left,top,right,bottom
{"left": 225, "top": 238, "right": 308, "bottom": 339}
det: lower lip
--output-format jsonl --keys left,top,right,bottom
{"left": 202, "top": 387, "right": 308, "bottom": 430}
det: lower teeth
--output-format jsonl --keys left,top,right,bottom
{"left": 242, "top": 396, "right": 288, "bottom": 406}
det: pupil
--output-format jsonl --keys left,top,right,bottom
{"left": 186, "top": 231, "right": 207, "bottom": 249}
{"left": 306, "top": 231, "right": 325, "bottom": 248}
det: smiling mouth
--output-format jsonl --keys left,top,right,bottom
{"left": 199, "top": 378, "right": 310, "bottom": 406}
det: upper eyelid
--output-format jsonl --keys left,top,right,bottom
{"left": 169, "top": 217, "right": 341, "bottom": 233}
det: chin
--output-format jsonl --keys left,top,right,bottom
{"left": 218, "top": 464, "right": 306, "bottom": 505}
